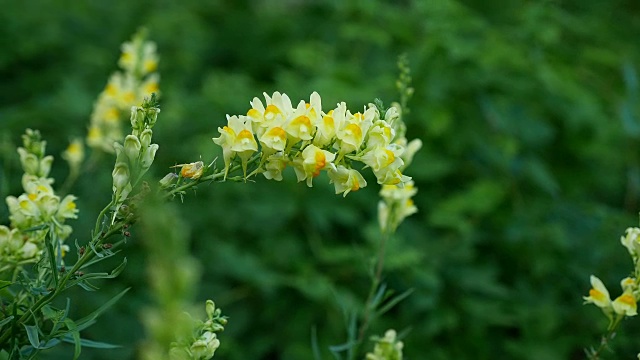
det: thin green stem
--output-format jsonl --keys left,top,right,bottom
{"left": 351, "top": 229, "right": 391, "bottom": 360}
{"left": 587, "top": 315, "right": 623, "bottom": 359}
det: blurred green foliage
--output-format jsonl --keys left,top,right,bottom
{"left": 2, "top": 0, "right": 640, "bottom": 359}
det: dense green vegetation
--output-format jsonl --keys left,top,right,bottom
{"left": 2, "top": 0, "right": 640, "bottom": 359}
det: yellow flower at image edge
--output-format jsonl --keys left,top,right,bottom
{"left": 583, "top": 275, "right": 611, "bottom": 309}
{"left": 613, "top": 292, "right": 638, "bottom": 316}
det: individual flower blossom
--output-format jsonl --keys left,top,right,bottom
{"left": 292, "top": 145, "right": 336, "bottom": 187}
{"left": 621, "top": 277, "right": 637, "bottom": 291}
{"left": 246, "top": 91, "right": 294, "bottom": 134}
{"left": 212, "top": 115, "right": 258, "bottom": 178}
{"left": 176, "top": 161, "right": 205, "bottom": 180}
{"left": 621, "top": 227, "right": 640, "bottom": 257}
{"left": 366, "top": 120, "right": 395, "bottom": 149}
{"left": 327, "top": 165, "right": 367, "bottom": 197}
{"left": 361, "top": 144, "right": 405, "bottom": 174}
{"left": 284, "top": 92, "right": 321, "bottom": 142}
{"left": 263, "top": 152, "right": 288, "bottom": 181}
{"left": 57, "top": 195, "right": 78, "bottom": 220}
{"left": 259, "top": 117, "right": 288, "bottom": 153}
{"left": 313, "top": 109, "right": 337, "bottom": 147}
{"left": 583, "top": 275, "right": 611, "bottom": 309}
{"left": 22, "top": 175, "right": 54, "bottom": 196}
{"left": 612, "top": 290, "right": 637, "bottom": 316}
{"left": 335, "top": 106, "right": 375, "bottom": 154}
{"left": 61, "top": 138, "right": 85, "bottom": 171}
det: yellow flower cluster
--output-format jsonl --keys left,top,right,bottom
{"left": 365, "top": 329, "right": 404, "bottom": 360}
{"left": 378, "top": 181, "right": 418, "bottom": 233}
{"left": 87, "top": 29, "right": 159, "bottom": 153}
{"left": 1, "top": 130, "right": 77, "bottom": 272}
{"left": 584, "top": 227, "right": 640, "bottom": 319}
{"left": 212, "top": 91, "right": 419, "bottom": 196}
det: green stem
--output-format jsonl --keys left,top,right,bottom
{"left": 587, "top": 315, "right": 623, "bottom": 359}
{"left": 0, "top": 212, "right": 125, "bottom": 347}
{"left": 351, "top": 229, "right": 391, "bottom": 360}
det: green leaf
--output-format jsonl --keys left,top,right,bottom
{"left": 45, "top": 226, "right": 58, "bottom": 287}
{"left": 61, "top": 335, "right": 121, "bottom": 349}
{"left": 79, "top": 249, "right": 121, "bottom": 269}
{"left": 65, "top": 258, "right": 127, "bottom": 291}
{"left": 74, "top": 288, "right": 130, "bottom": 330}
{"left": 0, "top": 280, "right": 12, "bottom": 291}
{"left": 374, "top": 288, "right": 415, "bottom": 317}
{"left": 63, "top": 318, "right": 81, "bottom": 360}
{"left": 0, "top": 316, "right": 14, "bottom": 328}
{"left": 311, "top": 326, "right": 322, "bottom": 360}
{"left": 24, "top": 325, "right": 41, "bottom": 349}
{"left": 23, "top": 224, "right": 48, "bottom": 232}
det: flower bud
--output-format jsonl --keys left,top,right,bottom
{"left": 206, "top": 300, "right": 216, "bottom": 319}
{"left": 39, "top": 155, "right": 53, "bottom": 177}
{"left": 18, "top": 148, "right": 39, "bottom": 175}
{"left": 140, "top": 144, "right": 159, "bottom": 169}
{"left": 178, "top": 161, "right": 204, "bottom": 180}
{"left": 159, "top": 172, "right": 178, "bottom": 188}
{"left": 147, "top": 107, "right": 160, "bottom": 127}
{"left": 112, "top": 163, "right": 130, "bottom": 196}
{"left": 39, "top": 194, "right": 60, "bottom": 219}
{"left": 140, "top": 129, "right": 153, "bottom": 149}
{"left": 124, "top": 135, "right": 141, "bottom": 162}
{"left": 21, "top": 242, "right": 39, "bottom": 259}
{"left": 130, "top": 106, "right": 145, "bottom": 131}
{"left": 113, "top": 142, "right": 128, "bottom": 166}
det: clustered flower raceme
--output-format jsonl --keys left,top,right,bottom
{"left": 87, "top": 29, "right": 160, "bottom": 153}
{"left": 212, "top": 91, "right": 421, "bottom": 196}
{"left": 111, "top": 95, "right": 160, "bottom": 204}
{"left": 584, "top": 227, "right": 640, "bottom": 320}
{"left": 365, "top": 329, "right": 404, "bottom": 360}
{"left": 1, "top": 130, "right": 78, "bottom": 273}
{"left": 169, "top": 300, "right": 227, "bottom": 360}
{"left": 378, "top": 181, "right": 418, "bottom": 233}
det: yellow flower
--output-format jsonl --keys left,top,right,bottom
{"left": 292, "top": 145, "right": 336, "bottom": 187}
{"left": 62, "top": 138, "right": 85, "bottom": 170}
{"left": 263, "top": 153, "right": 288, "bottom": 181}
{"left": 57, "top": 195, "right": 79, "bottom": 220}
{"left": 366, "top": 120, "right": 395, "bottom": 149}
{"left": 621, "top": 227, "right": 640, "bottom": 256}
{"left": 313, "top": 109, "right": 336, "bottom": 147}
{"left": 613, "top": 291, "right": 637, "bottom": 316}
{"left": 336, "top": 106, "right": 375, "bottom": 154}
{"left": 284, "top": 93, "right": 321, "bottom": 141}
{"left": 213, "top": 115, "right": 258, "bottom": 178}
{"left": 260, "top": 125, "right": 288, "bottom": 153}
{"left": 583, "top": 275, "right": 611, "bottom": 309}
{"left": 327, "top": 165, "right": 367, "bottom": 197}
{"left": 177, "top": 161, "right": 205, "bottom": 180}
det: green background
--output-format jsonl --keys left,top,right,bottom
{"left": 2, "top": 0, "right": 640, "bottom": 359}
